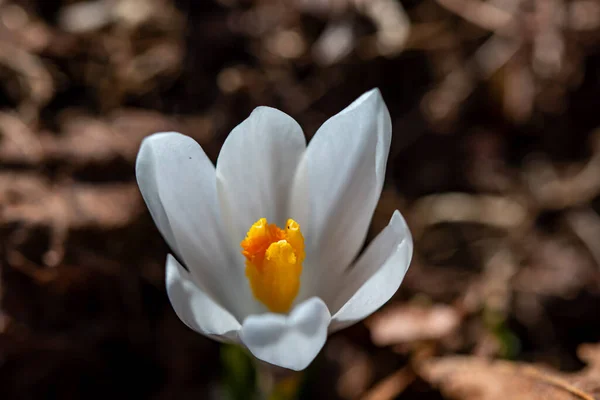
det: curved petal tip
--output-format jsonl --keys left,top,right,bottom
{"left": 329, "top": 210, "right": 413, "bottom": 332}
{"left": 239, "top": 297, "right": 331, "bottom": 371}
{"left": 165, "top": 255, "right": 241, "bottom": 342}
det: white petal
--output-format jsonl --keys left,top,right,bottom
{"left": 239, "top": 297, "right": 331, "bottom": 371}
{"left": 216, "top": 107, "right": 306, "bottom": 250}
{"left": 166, "top": 254, "right": 241, "bottom": 342}
{"left": 136, "top": 132, "right": 254, "bottom": 319}
{"left": 329, "top": 210, "right": 413, "bottom": 332}
{"left": 291, "top": 89, "right": 392, "bottom": 299}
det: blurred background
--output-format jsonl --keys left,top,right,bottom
{"left": 1, "top": 0, "right": 600, "bottom": 398}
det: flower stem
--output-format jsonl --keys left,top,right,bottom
{"left": 254, "top": 361, "right": 301, "bottom": 400}
{"left": 256, "top": 363, "right": 275, "bottom": 400}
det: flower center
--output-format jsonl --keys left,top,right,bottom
{"left": 241, "top": 218, "right": 305, "bottom": 313}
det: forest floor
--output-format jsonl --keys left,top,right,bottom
{"left": 1, "top": 1, "right": 600, "bottom": 399}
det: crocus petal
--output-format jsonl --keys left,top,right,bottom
{"left": 216, "top": 107, "right": 306, "bottom": 251}
{"left": 239, "top": 297, "right": 331, "bottom": 371}
{"left": 328, "top": 210, "right": 412, "bottom": 332}
{"left": 166, "top": 254, "right": 241, "bottom": 342}
{"left": 136, "top": 132, "right": 253, "bottom": 319}
{"left": 291, "top": 89, "right": 392, "bottom": 299}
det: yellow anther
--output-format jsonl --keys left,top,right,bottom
{"left": 241, "top": 218, "right": 305, "bottom": 313}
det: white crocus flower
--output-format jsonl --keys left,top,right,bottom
{"left": 135, "top": 89, "right": 413, "bottom": 371}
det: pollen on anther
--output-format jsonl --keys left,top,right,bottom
{"left": 241, "top": 218, "right": 305, "bottom": 313}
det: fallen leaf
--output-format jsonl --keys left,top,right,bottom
{"left": 367, "top": 303, "right": 460, "bottom": 346}
{"left": 420, "top": 353, "right": 598, "bottom": 400}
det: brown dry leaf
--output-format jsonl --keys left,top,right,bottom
{"left": 0, "top": 112, "right": 44, "bottom": 163}
{"left": 1, "top": 172, "right": 143, "bottom": 266}
{"left": 567, "top": 344, "right": 600, "bottom": 397}
{"left": 324, "top": 338, "right": 375, "bottom": 400}
{"left": 1, "top": 173, "right": 141, "bottom": 229}
{"left": 360, "top": 367, "right": 415, "bottom": 400}
{"left": 513, "top": 232, "right": 596, "bottom": 298}
{"left": 420, "top": 354, "right": 598, "bottom": 400}
{"left": 0, "top": 40, "right": 54, "bottom": 118}
{"left": 410, "top": 192, "right": 529, "bottom": 240}
{"left": 47, "top": 109, "right": 185, "bottom": 164}
{"left": 0, "top": 108, "right": 205, "bottom": 167}
{"left": 366, "top": 303, "right": 460, "bottom": 346}
{"left": 356, "top": 0, "right": 410, "bottom": 57}
{"left": 523, "top": 130, "right": 600, "bottom": 210}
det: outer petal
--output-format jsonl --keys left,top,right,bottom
{"left": 328, "top": 210, "right": 412, "bottom": 332}
{"left": 239, "top": 297, "right": 331, "bottom": 371}
{"left": 136, "top": 132, "right": 253, "bottom": 318}
{"left": 166, "top": 254, "right": 241, "bottom": 342}
{"left": 216, "top": 107, "right": 306, "bottom": 250}
{"left": 291, "top": 89, "right": 392, "bottom": 299}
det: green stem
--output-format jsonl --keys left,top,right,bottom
{"left": 256, "top": 362, "right": 276, "bottom": 400}
{"left": 254, "top": 361, "right": 301, "bottom": 400}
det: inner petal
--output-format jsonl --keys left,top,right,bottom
{"left": 241, "top": 218, "right": 305, "bottom": 313}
